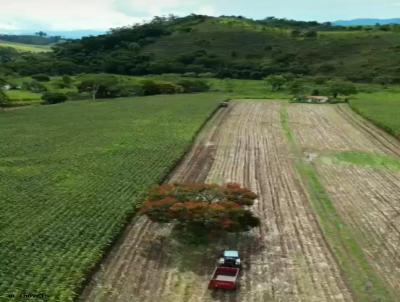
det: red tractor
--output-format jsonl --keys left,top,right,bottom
{"left": 208, "top": 250, "right": 241, "bottom": 290}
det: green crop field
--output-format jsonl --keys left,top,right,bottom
{"left": 349, "top": 91, "right": 400, "bottom": 138}
{"left": 0, "top": 93, "right": 225, "bottom": 301}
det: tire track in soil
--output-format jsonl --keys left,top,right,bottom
{"left": 287, "top": 104, "right": 400, "bottom": 296}
{"left": 80, "top": 101, "right": 352, "bottom": 302}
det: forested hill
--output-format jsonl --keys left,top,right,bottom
{"left": 3, "top": 15, "right": 400, "bottom": 83}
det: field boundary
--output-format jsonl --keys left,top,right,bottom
{"left": 280, "top": 103, "right": 397, "bottom": 302}
{"left": 73, "top": 96, "right": 227, "bottom": 301}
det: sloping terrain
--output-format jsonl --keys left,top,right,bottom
{"left": 45, "top": 15, "right": 400, "bottom": 81}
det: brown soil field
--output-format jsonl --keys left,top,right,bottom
{"left": 79, "top": 102, "right": 354, "bottom": 302}
{"left": 288, "top": 104, "right": 400, "bottom": 156}
{"left": 288, "top": 104, "right": 400, "bottom": 295}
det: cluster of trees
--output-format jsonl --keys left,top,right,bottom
{"left": 259, "top": 17, "right": 333, "bottom": 30}
{"left": 140, "top": 183, "right": 260, "bottom": 235}
{"left": 76, "top": 75, "right": 210, "bottom": 100}
{"left": 41, "top": 92, "right": 67, "bottom": 104}
{"left": 1, "top": 72, "right": 210, "bottom": 106}
{"left": 265, "top": 74, "right": 358, "bottom": 98}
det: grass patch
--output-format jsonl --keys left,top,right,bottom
{"left": 280, "top": 105, "right": 396, "bottom": 302}
{"left": 349, "top": 91, "right": 400, "bottom": 138}
{"left": 280, "top": 103, "right": 295, "bottom": 143}
{"left": 320, "top": 151, "right": 400, "bottom": 172}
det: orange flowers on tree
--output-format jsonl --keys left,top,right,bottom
{"left": 140, "top": 183, "right": 260, "bottom": 234}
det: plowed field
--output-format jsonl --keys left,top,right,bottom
{"left": 288, "top": 104, "right": 400, "bottom": 295}
{"left": 80, "top": 101, "right": 399, "bottom": 302}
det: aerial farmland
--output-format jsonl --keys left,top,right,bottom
{"left": 1, "top": 5, "right": 400, "bottom": 302}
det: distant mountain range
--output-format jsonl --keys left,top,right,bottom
{"left": 46, "top": 30, "right": 106, "bottom": 39}
{"left": 3, "top": 18, "right": 400, "bottom": 39}
{"left": 334, "top": 18, "right": 400, "bottom": 26}
{"left": 0, "top": 30, "right": 105, "bottom": 39}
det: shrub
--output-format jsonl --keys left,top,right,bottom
{"left": 42, "top": 92, "right": 68, "bottom": 104}
{"left": 291, "top": 29, "right": 301, "bottom": 38}
{"left": 183, "top": 72, "right": 197, "bottom": 77}
{"left": 0, "top": 89, "right": 10, "bottom": 107}
{"left": 140, "top": 80, "right": 161, "bottom": 95}
{"left": 158, "top": 82, "right": 184, "bottom": 94}
{"left": 198, "top": 72, "right": 216, "bottom": 78}
{"left": 303, "top": 30, "right": 318, "bottom": 38}
{"left": 177, "top": 79, "right": 210, "bottom": 93}
{"left": 373, "top": 75, "right": 394, "bottom": 87}
{"left": 140, "top": 183, "right": 260, "bottom": 235}
{"left": 22, "top": 80, "right": 48, "bottom": 93}
{"left": 140, "top": 80, "right": 183, "bottom": 95}
{"left": 61, "top": 75, "right": 73, "bottom": 88}
{"left": 31, "top": 74, "right": 51, "bottom": 82}
{"left": 329, "top": 81, "right": 357, "bottom": 98}
{"left": 288, "top": 79, "right": 306, "bottom": 95}
{"left": 313, "top": 76, "right": 328, "bottom": 85}
{"left": 264, "top": 75, "right": 287, "bottom": 91}
{"left": 78, "top": 75, "right": 133, "bottom": 100}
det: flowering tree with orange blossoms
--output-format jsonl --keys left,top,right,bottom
{"left": 140, "top": 183, "right": 260, "bottom": 234}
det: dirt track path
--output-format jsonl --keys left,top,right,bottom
{"left": 79, "top": 102, "right": 352, "bottom": 302}
{"left": 288, "top": 104, "right": 400, "bottom": 295}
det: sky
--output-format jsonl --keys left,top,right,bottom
{"left": 1, "top": 0, "right": 400, "bottom": 33}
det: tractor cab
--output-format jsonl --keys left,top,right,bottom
{"left": 218, "top": 250, "right": 241, "bottom": 267}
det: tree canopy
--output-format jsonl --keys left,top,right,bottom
{"left": 140, "top": 183, "right": 260, "bottom": 234}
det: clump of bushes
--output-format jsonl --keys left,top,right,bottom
{"left": 31, "top": 74, "right": 51, "bottom": 82}
{"left": 140, "top": 80, "right": 183, "bottom": 95}
{"left": 42, "top": 92, "right": 68, "bottom": 104}
{"left": 0, "top": 89, "right": 10, "bottom": 107}
{"left": 328, "top": 80, "right": 357, "bottom": 98}
{"left": 22, "top": 80, "right": 48, "bottom": 93}
{"left": 78, "top": 75, "right": 137, "bottom": 100}
{"left": 177, "top": 79, "right": 210, "bottom": 93}
{"left": 140, "top": 79, "right": 209, "bottom": 95}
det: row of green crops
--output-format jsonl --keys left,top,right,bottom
{"left": 0, "top": 93, "right": 225, "bottom": 301}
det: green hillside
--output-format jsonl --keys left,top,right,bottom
{"left": 46, "top": 15, "right": 400, "bottom": 82}
{"left": 3, "top": 15, "right": 400, "bottom": 82}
